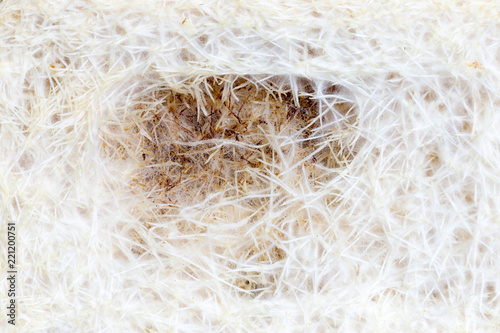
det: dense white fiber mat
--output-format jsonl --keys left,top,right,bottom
{"left": 1, "top": 0, "right": 500, "bottom": 331}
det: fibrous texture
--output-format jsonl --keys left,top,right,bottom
{"left": 1, "top": 0, "right": 500, "bottom": 331}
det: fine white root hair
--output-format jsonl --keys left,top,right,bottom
{"left": 1, "top": 0, "right": 500, "bottom": 332}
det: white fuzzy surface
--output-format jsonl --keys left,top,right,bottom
{"left": 1, "top": 0, "right": 500, "bottom": 332}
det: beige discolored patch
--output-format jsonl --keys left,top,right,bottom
{"left": 104, "top": 76, "right": 324, "bottom": 208}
